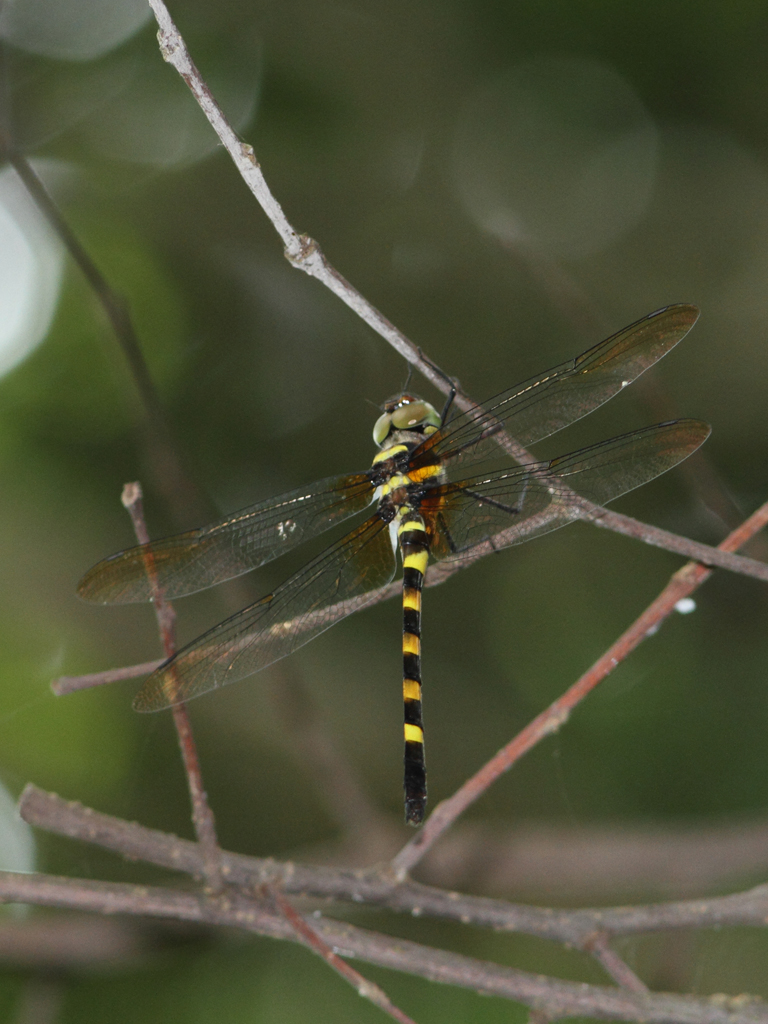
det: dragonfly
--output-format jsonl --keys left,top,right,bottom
{"left": 79, "top": 304, "right": 709, "bottom": 825}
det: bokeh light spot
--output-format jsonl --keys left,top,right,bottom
{"left": 453, "top": 56, "right": 658, "bottom": 260}
{"left": 0, "top": 166, "right": 64, "bottom": 380}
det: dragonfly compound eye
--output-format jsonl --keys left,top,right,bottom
{"left": 373, "top": 412, "right": 394, "bottom": 446}
{"left": 390, "top": 400, "right": 441, "bottom": 433}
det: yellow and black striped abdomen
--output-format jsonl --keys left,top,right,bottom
{"left": 398, "top": 512, "right": 430, "bottom": 825}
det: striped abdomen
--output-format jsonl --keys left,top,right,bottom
{"left": 398, "top": 513, "right": 430, "bottom": 825}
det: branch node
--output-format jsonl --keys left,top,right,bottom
{"left": 156, "top": 28, "right": 177, "bottom": 61}
{"left": 240, "top": 142, "right": 260, "bottom": 168}
{"left": 542, "top": 706, "right": 570, "bottom": 735}
{"left": 121, "top": 481, "right": 141, "bottom": 511}
{"left": 285, "top": 234, "right": 322, "bottom": 270}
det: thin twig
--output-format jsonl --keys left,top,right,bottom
{"left": 584, "top": 933, "right": 649, "bottom": 993}
{"left": 266, "top": 885, "right": 419, "bottom": 1024}
{"left": 391, "top": 498, "right": 768, "bottom": 877}
{"left": 579, "top": 503, "right": 768, "bottom": 581}
{"left": 51, "top": 660, "right": 164, "bottom": 696}
{"left": 121, "top": 482, "right": 222, "bottom": 892}
{"left": 54, "top": 657, "right": 390, "bottom": 849}
{"left": 1, "top": 869, "right": 766, "bottom": 1024}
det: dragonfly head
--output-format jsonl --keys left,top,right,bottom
{"left": 373, "top": 393, "right": 441, "bottom": 448}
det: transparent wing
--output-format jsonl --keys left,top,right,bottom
{"left": 413, "top": 304, "right": 699, "bottom": 468}
{"left": 133, "top": 512, "right": 397, "bottom": 711}
{"left": 78, "top": 472, "right": 376, "bottom": 603}
{"left": 426, "top": 419, "right": 711, "bottom": 558}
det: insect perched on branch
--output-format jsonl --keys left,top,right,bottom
{"left": 79, "top": 305, "right": 709, "bottom": 825}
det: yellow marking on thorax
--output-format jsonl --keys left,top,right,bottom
{"left": 402, "top": 633, "right": 420, "bottom": 656}
{"left": 372, "top": 443, "right": 408, "bottom": 465}
{"left": 403, "top": 679, "right": 422, "bottom": 702}
{"left": 407, "top": 462, "right": 443, "bottom": 484}
{"left": 404, "top": 723, "right": 424, "bottom": 743}
{"left": 403, "top": 587, "right": 421, "bottom": 610}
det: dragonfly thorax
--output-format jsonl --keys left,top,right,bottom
{"left": 373, "top": 393, "right": 441, "bottom": 448}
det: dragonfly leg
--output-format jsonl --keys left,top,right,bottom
{"left": 461, "top": 487, "right": 525, "bottom": 517}
{"left": 438, "top": 384, "right": 457, "bottom": 429}
{"left": 442, "top": 487, "right": 526, "bottom": 558}
{"left": 416, "top": 347, "right": 459, "bottom": 427}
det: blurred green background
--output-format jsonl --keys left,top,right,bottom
{"left": 1, "top": 0, "right": 768, "bottom": 1020}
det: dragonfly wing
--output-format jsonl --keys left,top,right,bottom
{"left": 428, "top": 419, "right": 710, "bottom": 558}
{"left": 133, "top": 512, "right": 397, "bottom": 711}
{"left": 416, "top": 305, "right": 699, "bottom": 467}
{"left": 547, "top": 419, "right": 710, "bottom": 504}
{"left": 78, "top": 472, "right": 375, "bottom": 604}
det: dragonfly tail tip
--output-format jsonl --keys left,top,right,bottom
{"left": 404, "top": 799, "right": 426, "bottom": 827}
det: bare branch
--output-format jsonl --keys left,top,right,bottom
{"left": 427, "top": 499, "right": 768, "bottom": 586}
{"left": 1, "top": 868, "right": 766, "bottom": 1024}
{"left": 579, "top": 503, "right": 768, "bottom": 582}
{"left": 121, "top": 481, "right": 222, "bottom": 892}
{"left": 51, "top": 660, "right": 163, "bottom": 696}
